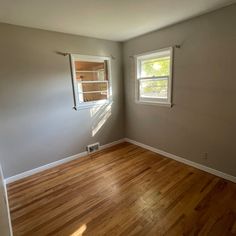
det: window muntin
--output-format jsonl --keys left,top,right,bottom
{"left": 136, "top": 48, "right": 173, "bottom": 105}
{"left": 70, "top": 55, "right": 111, "bottom": 109}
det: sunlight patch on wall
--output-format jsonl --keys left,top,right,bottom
{"left": 90, "top": 104, "right": 105, "bottom": 117}
{"left": 91, "top": 103, "right": 112, "bottom": 137}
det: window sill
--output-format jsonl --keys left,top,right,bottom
{"left": 135, "top": 100, "right": 173, "bottom": 108}
{"left": 74, "top": 100, "right": 111, "bottom": 110}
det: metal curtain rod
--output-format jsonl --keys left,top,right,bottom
{"left": 56, "top": 51, "right": 116, "bottom": 59}
{"left": 129, "top": 44, "right": 182, "bottom": 58}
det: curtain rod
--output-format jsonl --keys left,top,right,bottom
{"left": 129, "top": 44, "right": 182, "bottom": 58}
{"left": 56, "top": 51, "right": 116, "bottom": 59}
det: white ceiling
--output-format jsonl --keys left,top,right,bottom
{"left": 0, "top": 0, "right": 235, "bottom": 41}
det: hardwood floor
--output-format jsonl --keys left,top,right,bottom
{"left": 7, "top": 142, "right": 236, "bottom": 236}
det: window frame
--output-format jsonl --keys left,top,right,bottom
{"left": 134, "top": 47, "right": 173, "bottom": 107}
{"left": 70, "top": 54, "right": 112, "bottom": 110}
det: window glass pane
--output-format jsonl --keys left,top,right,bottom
{"left": 75, "top": 61, "right": 107, "bottom": 82}
{"left": 140, "top": 56, "right": 170, "bottom": 78}
{"left": 139, "top": 78, "right": 168, "bottom": 99}
{"left": 78, "top": 82, "right": 108, "bottom": 92}
{"left": 80, "top": 92, "right": 108, "bottom": 102}
{"left": 74, "top": 60, "right": 109, "bottom": 103}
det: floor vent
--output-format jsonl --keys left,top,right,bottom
{"left": 86, "top": 142, "right": 100, "bottom": 154}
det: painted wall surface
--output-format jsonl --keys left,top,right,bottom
{"left": 1, "top": 5, "right": 236, "bottom": 179}
{"left": 123, "top": 5, "right": 236, "bottom": 176}
{"left": 0, "top": 23, "right": 124, "bottom": 178}
{"left": 0, "top": 163, "right": 12, "bottom": 236}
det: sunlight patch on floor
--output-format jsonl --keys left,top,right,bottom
{"left": 70, "top": 224, "right": 87, "bottom": 236}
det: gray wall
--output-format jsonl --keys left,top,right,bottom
{"left": 0, "top": 23, "right": 124, "bottom": 178}
{"left": 0, "top": 163, "right": 12, "bottom": 236}
{"left": 1, "top": 4, "right": 236, "bottom": 179}
{"left": 123, "top": 5, "right": 236, "bottom": 176}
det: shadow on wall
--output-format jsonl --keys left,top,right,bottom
{"left": 90, "top": 102, "right": 112, "bottom": 137}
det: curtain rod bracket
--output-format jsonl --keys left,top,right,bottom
{"left": 56, "top": 51, "right": 69, "bottom": 56}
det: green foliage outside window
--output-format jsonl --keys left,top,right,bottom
{"left": 141, "top": 57, "right": 170, "bottom": 77}
{"left": 140, "top": 57, "right": 170, "bottom": 96}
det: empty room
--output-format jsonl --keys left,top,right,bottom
{"left": 1, "top": 1, "right": 236, "bottom": 235}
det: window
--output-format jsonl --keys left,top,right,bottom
{"left": 70, "top": 54, "right": 111, "bottom": 110}
{"left": 135, "top": 47, "right": 173, "bottom": 106}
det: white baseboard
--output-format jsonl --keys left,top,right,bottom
{"left": 5, "top": 137, "right": 236, "bottom": 184}
{"left": 5, "top": 138, "right": 125, "bottom": 184}
{"left": 125, "top": 138, "right": 236, "bottom": 183}
{"left": 100, "top": 139, "right": 125, "bottom": 150}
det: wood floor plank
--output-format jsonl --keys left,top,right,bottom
{"left": 7, "top": 142, "right": 236, "bottom": 236}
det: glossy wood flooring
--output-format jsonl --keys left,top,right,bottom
{"left": 7, "top": 142, "right": 236, "bottom": 236}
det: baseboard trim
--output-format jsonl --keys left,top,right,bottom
{"left": 6, "top": 138, "right": 236, "bottom": 184}
{"left": 5, "top": 138, "right": 125, "bottom": 184}
{"left": 99, "top": 139, "right": 125, "bottom": 150}
{"left": 125, "top": 138, "right": 236, "bottom": 183}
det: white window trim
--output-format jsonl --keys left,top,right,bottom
{"left": 134, "top": 47, "right": 173, "bottom": 107}
{"left": 69, "top": 54, "right": 112, "bottom": 110}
